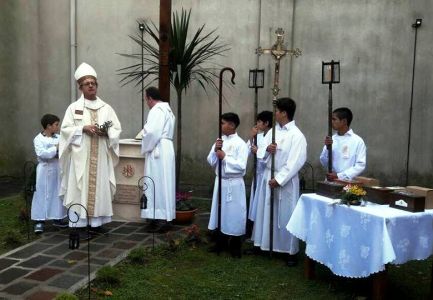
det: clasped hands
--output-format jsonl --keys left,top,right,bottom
{"left": 214, "top": 138, "right": 225, "bottom": 159}
{"left": 83, "top": 125, "right": 107, "bottom": 137}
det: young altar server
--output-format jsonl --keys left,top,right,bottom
{"left": 252, "top": 98, "right": 307, "bottom": 266}
{"left": 207, "top": 112, "right": 249, "bottom": 258}
{"left": 319, "top": 107, "right": 366, "bottom": 181}
{"left": 32, "top": 114, "right": 67, "bottom": 233}
{"left": 246, "top": 111, "right": 273, "bottom": 235}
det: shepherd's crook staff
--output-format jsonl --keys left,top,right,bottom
{"left": 257, "top": 28, "right": 301, "bottom": 257}
{"left": 216, "top": 67, "right": 235, "bottom": 253}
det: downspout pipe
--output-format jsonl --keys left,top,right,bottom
{"left": 70, "top": 0, "right": 77, "bottom": 102}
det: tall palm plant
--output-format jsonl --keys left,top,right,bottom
{"left": 117, "top": 8, "right": 230, "bottom": 189}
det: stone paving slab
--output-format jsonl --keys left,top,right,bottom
{"left": 1, "top": 280, "right": 38, "bottom": 295}
{"left": 0, "top": 258, "right": 19, "bottom": 271}
{"left": 17, "top": 255, "right": 55, "bottom": 268}
{"left": 0, "top": 216, "right": 199, "bottom": 299}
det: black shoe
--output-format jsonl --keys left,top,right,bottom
{"left": 286, "top": 254, "right": 298, "bottom": 267}
{"left": 34, "top": 222, "right": 44, "bottom": 234}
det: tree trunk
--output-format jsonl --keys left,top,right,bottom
{"left": 175, "top": 88, "right": 182, "bottom": 190}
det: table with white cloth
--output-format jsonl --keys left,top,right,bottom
{"left": 286, "top": 193, "right": 433, "bottom": 297}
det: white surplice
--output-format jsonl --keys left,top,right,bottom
{"left": 59, "top": 95, "right": 121, "bottom": 227}
{"left": 319, "top": 129, "right": 366, "bottom": 180}
{"left": 252, "top": 121, "right": 307, "bottom": 254}
{"left": 247, "top": 132, "right": 268, "bottom": 221}
{"left": 31, "top": 133, "right": 66, "bottom": 221}
{"left": 207, "top": 133, "right": 249, "bottom": 236}
{"left": 141, "top": 102, "right": 176, "bottom": 221}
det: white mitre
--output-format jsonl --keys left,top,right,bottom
{"left": 74, "top": 62, "right": 97, "bottom": 81}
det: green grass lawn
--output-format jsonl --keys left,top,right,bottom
{"left": 77, "top": 239, "right": 432, "bottom": 299}
{"left": 0, "top": 194, "right": 38, "bottom": 254}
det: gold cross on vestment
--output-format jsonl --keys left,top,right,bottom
{"left": 256, "top": 28, "right": 302, "bottom": 99}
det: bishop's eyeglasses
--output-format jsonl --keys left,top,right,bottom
{"left": 80, "top": 81, "right": 98, "bottom": 87}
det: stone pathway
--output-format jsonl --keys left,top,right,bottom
{"left": 0, "top": 214, "right": 209, "bottom": 300}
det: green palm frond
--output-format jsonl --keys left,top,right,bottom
{"left": 116, "top": 8, "right": 230, "bottom": 94}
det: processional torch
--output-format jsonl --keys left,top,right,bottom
{"left": 321, "top": 61, "right": 340, "bottom": 175}
{"left": 256, "top": 28, "right": 301, "bottom": 257}
{"left": 216, "top": 67, "right": 235, "bottom": 254}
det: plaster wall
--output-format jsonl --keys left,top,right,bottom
{"left": 1, "top": 0, "right": 432, "bottom": 188}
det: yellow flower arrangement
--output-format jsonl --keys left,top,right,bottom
{"left": 340, "top": 184, "right": 367, "bottom": 205}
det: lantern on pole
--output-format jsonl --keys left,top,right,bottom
{"left": 322, "top": 60, "right": 340, "bottom": 174}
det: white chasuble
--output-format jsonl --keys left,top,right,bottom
{"left": 252, "top": 121, "right": 307, "bottom": 254}
{"left": 207, "top": 133, "right": 249, "bottom": 236}
{"left": 141, "top": 102, "right": 176, "bottom": 221}
{"left": 59, "top": 95, "right": 121, "bottom": 227}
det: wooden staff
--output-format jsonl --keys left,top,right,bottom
{"left": 216, "top": 67, "right": 235, "bottom": 253}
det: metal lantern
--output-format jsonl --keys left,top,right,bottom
{"left": 69, "top": 229, "right": 80, "bottom": 250}
{"left": 249, "top": 69, "right": 265, "bottom": 89}
{"left": 140, "top": 193, "right": 148, "bottom": 209}
{"left": 322, "top": 61, "right": 340, "bottom": 84}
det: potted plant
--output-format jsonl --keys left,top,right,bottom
{"left": 175, "top": 191, "right": 197, "bottom": 223}
{"left": 340, "top": 184, "right": 367, "bottom": 206}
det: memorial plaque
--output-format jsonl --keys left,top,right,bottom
{"left": 114, "top": 184, "right": 140, "bottom": 205}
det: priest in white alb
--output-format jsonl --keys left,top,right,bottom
{"left": 141, "top": 86, "right": 176, "bottom": 233}
{"left": 59, "top": 62, "right": 121, "bottom": 235}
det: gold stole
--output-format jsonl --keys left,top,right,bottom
{"left": 87, "top": 109, "right": 99, "bottom": 216}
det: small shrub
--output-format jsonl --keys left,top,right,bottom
{"left": 95, "top": 266, "right": 121, "bottom": 286}
{"left": 127, "top": 246, "right": 148, "bottom": 265}
{"left": 3, "top": 229, "right": 23, "bottom": 248}
{"left": 55, "top": 292, "right": 79, "bottom": 300}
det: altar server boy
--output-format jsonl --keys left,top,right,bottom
{"left": 207, "top": 112, "right": 249, "bottom": 257}
{"left": 252, "top": 98, "right": 307, "bottom": 266}
{"left": 32, "top": 114, "right": 66, "bottom": 233}
{"left": 319, "top": 107, "right": 366, "bottom": 181}
{"left": 246, "top": 111, "right": 272, "bottom": 235}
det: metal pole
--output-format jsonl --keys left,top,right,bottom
{"left": 405, "top": 24, "right": 420, "bottom": 186}
{"left": 140, "top": 24, "right": 145, "bottom": 129}
{"left": 327, "top": 83, "right": 333, "bottom": 174}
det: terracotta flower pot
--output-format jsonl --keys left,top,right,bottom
{"left": 175, "top": 208, "right": 197, "bottom": 224}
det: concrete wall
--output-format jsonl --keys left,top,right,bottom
{"left": 1, "top": 0, "right": 432, "bottom": 188}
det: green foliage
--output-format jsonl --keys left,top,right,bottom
{"left": 127, "top": 246, "right": 148, "bottom": 265}
{"left": 54, "top": 292, "right": 79, "bottom": 300}
{"left": 0, "top": 195, "right": 37, "bottom": 254}
{"left": 117, "top": 8, "right": 229, "bottom": 94}
{"left": 3, "top": 229, "right": 23, "bottom": 248}
{"left": 95, "top": 266, "right": 122, "bottom": 287}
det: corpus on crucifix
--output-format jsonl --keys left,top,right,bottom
{"left": 255, "top": 28, "right": 302, "bottom": 257}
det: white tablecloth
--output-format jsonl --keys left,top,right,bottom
{"left": 287, "top": 193, "right": 433, "bottom": 278}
